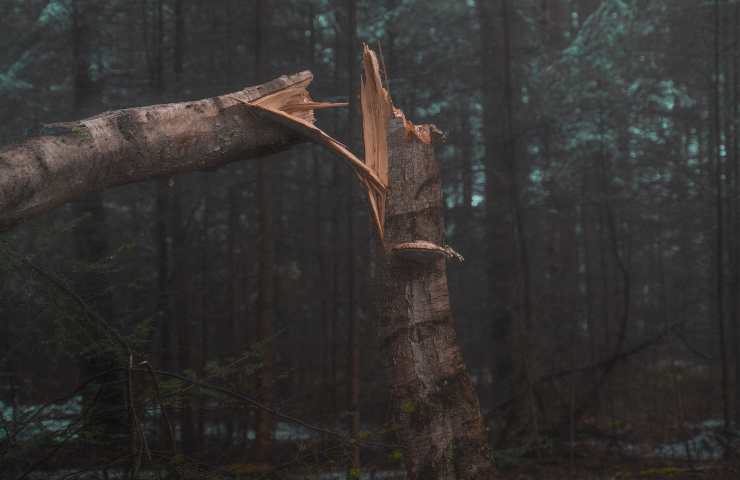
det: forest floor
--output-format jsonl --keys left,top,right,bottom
{"left": 494, "top": 459, "right": 738, "bottom": 479}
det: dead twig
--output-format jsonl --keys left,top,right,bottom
{"left": 141, "top": 361, "right": 176, "bottom": 457}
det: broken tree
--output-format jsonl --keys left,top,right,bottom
{"left": 360, "top": 47, "right": 495, "bottom": 479}
{"left": 0, "top": 46, "right": 495, "bottom": 480}
{"left": 0, "top": 71, "right": 341, "bottom": 230}
{"left": 378, "top": 117, "right": 493, "bottom": 480}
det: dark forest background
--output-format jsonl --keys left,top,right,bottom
{"left": 2, "top": 0, "right": 740, "bottom": 478}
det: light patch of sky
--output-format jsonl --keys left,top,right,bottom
{"left": 688, "top": 139, "right": 699, "bottom": 157}
{"left": 564, "top": 42, "right": 582, "bottom": 59}
{"left": 317, "top": 13, "right": 330, "bottom": 29}
{"left": 10, "top": 48, "right": 38, "bottom": 76}
{"left": 628, "top": 79, "right": 641, "bottom": 95}
{"left": 38, "top": 0, "right": 71, "bottom": 30}
{"left": 567, "top": 129, "right": 603, "bottom": 150}
{"left": 629, "top": 125, "right": 664, "bottom": 144}
{"left": 0, "top": 51, "right": 35, "bottom": 94}
{"left": 444, "top": 187, "right": 458, "bottom": 210}
{"left": 418, "top": 101, "right": 446, "bottom": 118}
{"left": 649, "top": 80, "right": 678, "bottom": 111}
{"left": 473, "top": 168, "right": 485, "bottom": 206}
{"left": 321, "top": 47, "right": 334, "bottom": 66}
{"left": 90, "top": 50, "right": 113, "bottom": 82}
{"left": 663, "top": 96, "right": 675, "bottom": 111}
{"left": 441, "top": 144, "right": 455, "bottom": 159}
{"left": 530, "top": 168, "right": 543, "bottom": 184}
{"left": 665, "top": 244, "right": 680, "bottom": 258}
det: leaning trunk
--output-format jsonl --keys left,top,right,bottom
{"left": 0, "top": 71, "right": 319, "bottom": 231}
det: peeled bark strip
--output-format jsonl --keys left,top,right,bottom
{"left": 237, "top": 93, "right": 388, "bottom": 239}
{"left": 0, "top": 71, "right": 320, "bottom": 231}
{"left": 376, "top": 117, "right": 495, "bottom": 479}
{"left": 360, "top": 44, "right": 392, "bottom": 238}
{"left": 240, "top": 101, "right": 384, "bottom": 193}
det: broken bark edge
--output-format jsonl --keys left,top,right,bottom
{"left": 392, "top": 109, "right": 446, "bottom": 146}
{"left": 389, "top": 241, "right": 464, "bottom": 263}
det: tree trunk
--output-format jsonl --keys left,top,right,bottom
{"left": 253, "top": 0, "right": 276, "bottom": 466}
{"left": 344, "top": 0, "right": 361, "bottom": 475}
{"left": 154, "top": 0, "right": 172, "bottom": 452}
{"left": 226, "top": 185, "right": 242, "bottom": 444}
{"left": 499, "top": 0, "right": 539, "bottom": 439}
{"left": 173, "top": 0, "right": 184, "bottom": 85}
{"left": 171, "top": 180, "right": 195, "bottom": 455}
{"left": 70, "top": 0, "right": 122, "bottom": 457}
{"left": 198, "top": 173, "right": 210, "bottom": 448}
{"left": 0, "top": 71, "right": 316, "bottom": 231}
{"left": 732, "top": 0, "right": 740, "bottom": 428}
{"left": 476, "top": 0, "right": 515, "bottom": 417}
{"left": 713, "top": 0, "right": 730, "bottom": 430}
{"left": 376, "top": 117, "right": 494, "bottom": 480}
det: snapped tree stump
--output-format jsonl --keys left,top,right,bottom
{"left": 375, "top": 117, "right": 494, "bottom": 479}
{"left": 0, "top": 45, "right": 496, "bottom": 480}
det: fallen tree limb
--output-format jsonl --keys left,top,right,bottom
{"left": 0, "top": 71, "right": 335, "bottom": 231}
{"left": 492, "top": 318, "right": 692, "bottom": 413}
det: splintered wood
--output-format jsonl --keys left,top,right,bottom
{"left": 360, "top": 44, "right": 393, "bottom": 239}
{"left": 244, "top": 97, "right": 385, "bottom": 194}
{"left": 250, "top": 76, "right": 346, "bottom": 124}
{"left": 228, "top": 45, "right": 393, "bottom": 240}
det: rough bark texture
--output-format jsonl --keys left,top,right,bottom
{"left": 377, "top": 118, "right": 494, "bottom": 479}
{"left": 0, "top": 71, "right": 313, "bottom": 231}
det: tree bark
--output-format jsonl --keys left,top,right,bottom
{"left": 70, "top": 0, "right": 121, "bottom": 458}
{"left": 476, "top": 0, "right": 515, "bottom": 416}
{"left": 344, "top": 0, "right": 361, "bottom": 475}
{"left": 732, "top": 0, "right": 740, "bottom": 428}
{"left": 713, "top": 0, "right": 730, "bottom": 430}
{"left": 171, "top": 179, "right": 195, "bottom": 455}
{"left": 0, "top": 71, "right": 314, "bottom": 231}
{"left": 376, "top": 117, "right": 494, "bottom": 480}
{"left": 253, "top": 0, "right": 275, "bottom": 465}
